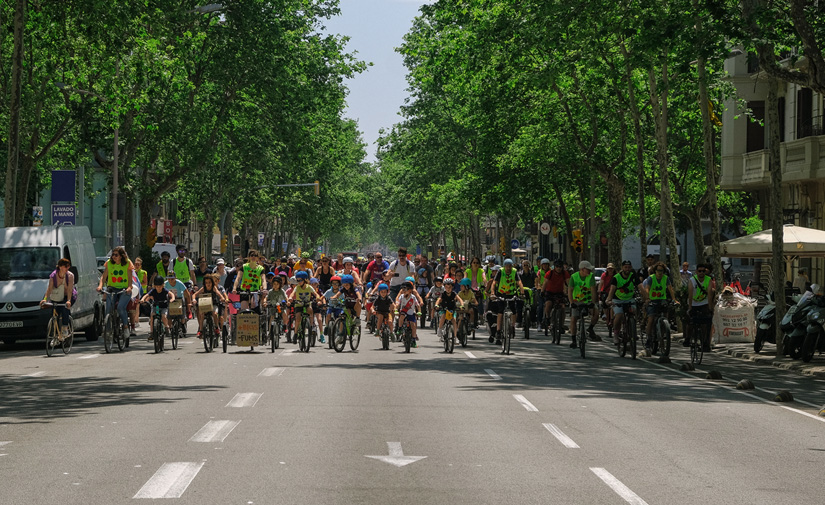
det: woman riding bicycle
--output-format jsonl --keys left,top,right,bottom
{"left": 40, "top": 258, "right": 74, "bottom": 340}
{"left": 97, "top": 246, "right": 135, "bottom": 336}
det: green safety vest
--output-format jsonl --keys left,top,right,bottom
{"left": 614, "top": 273, "right": 636, "bottom": 301}
{"left": 497, "top": 269, "right": 518, "bottom": 295}
{"left": 692, "top": 275, "right": 711, "bottom": 302}
{"left": 173, "top": 257, "right": 191, "bottom": 282}
{"left": 649, "top": 275, "right": 668, "bottom": 301}
{"left": 106, "top": 260, "right": 130, "bottom": 289}
{"left": 240, "top": 263, "right": 264, "bottom": 291}
{"left": 156, "top": 261, "right": 171, "bottom": 277}
{"left": 570, "top": 271, "right": 593, "bottom": 303}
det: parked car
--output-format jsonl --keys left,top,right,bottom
{"left": 0, "top": 225, "right": 104, "bottom": 344}
{"left": 96, "top": 256, "right": 108, "bottom": 273}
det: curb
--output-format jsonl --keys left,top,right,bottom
{"left": 715, "top": 345, "right": 825, "bottom": 377}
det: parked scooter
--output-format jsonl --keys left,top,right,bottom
{"left": 754, "top": 293, "right": 776, "bottom": 353}
{"left": 781, "top": 285, "right": 824, "bottom": 359}
{"left": 802, "top": 305, "right": 825, "bottom": 363}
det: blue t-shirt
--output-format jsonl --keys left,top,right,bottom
{"left": 165, "top": 280, "right": 187, "bottom": 299}
{"left": 324, "top": 288, "right": 344, "bottom": 309}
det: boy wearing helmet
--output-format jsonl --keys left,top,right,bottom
{"left": 457, "top": 277, "right": 478, "bottom": 328}
{"left": 568, "top": 260, "right": 599, "bottom": 348}
{"left": 323, "top": 275, "right": 345, "bottom": 333}
{"left": 371, "top": 283, "right": 396, "bottom": 337}
{"left": 435, "top": 278, "right": 460, "bottom": 339}
{"left": 331, "top": 274, "right": 362, "bottom": 323}
{"left": 396, "top": 281, "right": 421, "bottom": 346}
{"left": 265, "top": 274, "right": 288, "bottom": 332}
{"left": 288, "top": 270, "right": 322, "bottom": 339}
{"left": 425, "top": 277, "right": 445, "bottom": 323}
{"left": 607, "top": 260, "right": 645, "bottom": 347}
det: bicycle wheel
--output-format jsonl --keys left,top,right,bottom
{"left": 153, "top": 318, "right": 162, "bottom": 353}
{"left": 523, "top": 308, "right": 531, "bottom": 340}
{"left": 115, "top": 320, "right": 125, "bottom": 352}
{"left": 458, "top": 319, "right": 468, "bottom": 347}
{"left": 46, "top": 317, "right": 57, "bottom": 357}
{"left": 171, "top": 321, "right": 179, "bottom": 350}
{"left": 350, "top": 323, "right": 361, "bottom": 351}
{"left": 381, "top": 326, "right": 390, "bottom": 350}
{"left": 62, "top": 318, "right": 74, "bottom": 354}
{"left": 270, "top": 322, "right": 278, "bottom": 352}
{"left": 203, "top": 317, "right": 214, "bottom": 353}
{"left": 628, "top": 314, "right": 637, "bottom": 360}
{"left": 578, "top": 315, "right": 586, "bottom": 358}
{"left": 404, "top": 326, "right": 412, "bottom": 353}
{"left": 659, "top": 319, "right": 671, "bottom": 356}
{"left": 103, "top": 314, "right": 113, "bottom": 353}
{"left": 502, "top": 316, "right": 511, "bottom": 355}
{"left": 333, "top": 319, "right": 347, "bottom": 353}
{"left": 444, "top": 323, "right": 453, "bottom": 353}
{"left": 554, "top": 307, "right": 563, "bottom": 344}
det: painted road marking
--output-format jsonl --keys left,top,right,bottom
{"left": 77, "top": 354, "right": 100, "bottom": 360}
{"left": 365, "top": 442, "right": 427, "bottom": 467}
{"left": 225, "top": 393, "right": 262, "bottom": 408}
{"left": 258, "top": 367, "right": 285, "bottom": 377}
{"left": 133, "top": 462, "right": 204, "bottom": 499}
{"left": 189, "top": 420, "right": 241, "bottom": 443}
{"left": 484, "top": 369, "right": 502, "bottom": 380}
{"left": 513, "top": 394, "right": 539, "bottom": 412}
{"left": 23, "top": 371, "right": 47, "bottom": 377}
{"left": 543, "top": 423, "right": 580, "bottom": 448}
{"left": 590, "top": 467, "right": 648, "bottom": 505}
{"left": 464, "top": 351, "right": 477, "bottom": 358}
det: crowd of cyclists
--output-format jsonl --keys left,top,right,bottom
{"left": 43, "top": 244, "right": 718, "bottom": 356}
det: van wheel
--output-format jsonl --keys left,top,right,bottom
{"left": 86, "top": 305, "right": 103, "bottom": 342}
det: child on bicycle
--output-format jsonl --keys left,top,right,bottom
{"left": 310, "top": 277, "right": 326, "bottom": 343}
{"left": 324, "top": 275, "right": 345, "bottom": 337}
{"left": 141, "top": 276, "right": 175, "bottom": 339}
{"left": 457, "top": 277, "right": 478, "bottom": 328}
{"left": 426, "top": 276, "right": 445, "bottom": 323}
{"left": 435, "top": 278, "right": 461, "bottom": 340}
{"left": 265, "top": 274, "right": 288, "bottom": 332}
{"left": 288, "top": 271, "right": 322, "bottom": 337}
{"left": 396, "top": 281, "right": 421, "bottom": 346}
{"left": 192, "top": 274, "right": 228, "bottom": 338}
{"left": 331, "top": 274, "right": 362, "bottom": 319}
{"left": 371, "top": 283, "right": 395, "bottom": 337}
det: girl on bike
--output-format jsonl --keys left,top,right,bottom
{"left": 435, "top": 278, "right": 460, "bottom": 340}
{"left": 141, "top": 276, "right": 175, "bottom": 337}
{"left": 457, "top": 278, "right": 478, "bottom": 328}
{"left": 371, "top": 283, "right": 395, "bottom": 337}
{"left": 192, "top": 274, "right": 228, "bottom": 338}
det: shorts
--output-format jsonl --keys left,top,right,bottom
{"left": 543, "top": 292, "right": 566, "bottom": 305}
{"left": 612, "top": 300, "right": 635, "bottom": 315}
{"left": 375, "top": 311, "right": 390, "bottom": 318}
{"left": 399, "top": 312, "right": 417, "bottom": 323}
{"left": 492, "top": 296, "right": 522, "bottom": 315}
{"left": 646, "top": 300, "right": 667, "bottom": 316}
{"left": 152, "top": 307, "right": 169, "bottom": 317}
{"left": 690, "top": 304, "right": 712, "bottom": 323}
{"left": 571, "top": 303, "right": 593, "bottom": 318}
{"left": 327, "top": 307, "right": 344, "bottom": 317}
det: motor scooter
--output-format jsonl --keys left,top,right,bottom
{"left": 754, "top": 293, "right": 775, "bottom": 353}
{"left": 781, "top": 286, "right": 824, "bottom": 359}
{"left": 802, "top": 306, "right": 825, "bottom": 363}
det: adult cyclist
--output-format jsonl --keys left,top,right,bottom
{"left": 387, "top": 247, "right": 417, "bottom": 300}
{"left": 607, "top": 260, "right": 645, "bottom": 347}
{"left": 568, "top": 260, "right": 598, "bottom": 348}
{"left": 489, "top": 258, "right": 524, "bottom": 345}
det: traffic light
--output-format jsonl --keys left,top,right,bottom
{"left": 500, "top": 236, "right": 506, "bottom": 252}
{"left": 314, "top": 180, "right": 320, "bottom": 196}
{"left": 221, "top": 235, "right": 228, "bottom": 254}
{"left": 146, "top": 225, "right": 157, "bottom": 247}
{"left": 573, "top": 238, "right": 583, "bottom": 253}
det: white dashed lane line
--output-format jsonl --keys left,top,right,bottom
{"left": 77, "top": 353, "right": 100, "bottom": 359}
{"left": 590, "top": 467, "right": 649, "bottom": 505}
{"left": 22, "top": 371, "right": 47, "bottom": 377}
{"left": 258, "top": 367, "right": 284, "bottom": 377}
{"left": 133, "top": 462, "right": 204, "bottom": 499}
{"left": 484, "top": 369, "right": 502, "bottom": 380}
{"left": 464, "top": 351, "right": 477, "bottom": 358}
{"left": 189, "top": 421, "right": 241, "bottom": 443}
{"left": 543, "top": 423, "right": 580, "bottom": 448}
{"left": 225, "top": 393, "right": 263, "bottom": 408}
{"left": 513, "top": 394, "right": 539, "bottom": 412}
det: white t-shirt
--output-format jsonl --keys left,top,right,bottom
{"left": 396, "top": 292, "right": 420, "bottom": 315}
{"left": 388, "top": 259, "right": 416, "bottom": 287}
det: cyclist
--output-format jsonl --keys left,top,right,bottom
{"left": 362, "top": 251, "right": 389, "bottom": 286}
{"left": 194, "top": 256, "right": 211, "bottom": 287}
{"left": 275, "top": 256, "right": 292, "bottom": 277}
{"left": 435, "top": 257, "right": 447, "bottom": 277}
{"left": 396, "top": 281, "right": 421, "bottom": 347}
{"left": 541, "top": 259, "right": 570, "bottom": 336}
{"left": 310, "top": 277, "right": 326, "bottom": 343}
{"left": 314, "top": 255, "right": 335, "bottom": 292}
{"left": 288, "top": 270, "right": 322, "bottom": 338}
{"left": 435, "top": 278, "right": 460, "bottom": 340}
{"left": 371, "top": 283, "right": 395, "bottom": 337}
{"left": 151, "top": 251, "right": 172, "bottom": 287}
{"left": 293, "top": 252, "right": 314, "bottom": 277}
{"left": 388, "top": 248, "right": 417, "bottom": 300}
{"left": 642, "top": 261, "right": 680, "bottom": 352}
{"left": 457, "top": 277, "right": 478, "bottom": 328}
{"left": 687, "top": 263, "right": 715, "bottom": 351}
{"left": 40, "top": 258, "right": 75, "bottom": 340}
{"left": 97, "top": 246, "right": 135, "bottom": 336}
{"left": 192, "top": 274, "right": 228, "bottom": 338}
{"left": 534, "top": 258, "right": 552, "bottom": 329}
{"left": 518, "top": 259, "right": 535, "bottom": 328}
{"left": 172, "top": 244, "right": 197, "bottom": 289}
{"left": 464, "top": 256, "right": 486, "bottom": 311}
{"left": 568, "top": 260, "right": 598, "bottom": 348}
{"left": 338, "top": 257, "right": 362, "bottom": 287}
{"left": 134, "top": 257, "right": 148, "bottom": 294}
{"left": 489, "top": 258, "right": 525, "bottom": 345}
{"left": 607, "top": 260, "right": 645, "bottom": 347}
{"left": 598, "top": 263, "right": 616, "bottom": 337}
{"left": 425, "top": 276, "right": 445, "bottom": 322}
{"left": 141, "top": 276, "right": 175, "bottom": 337}
{"left": 233, "top": 249, "right": 266, "bottom": 311}
{"left": 331, "top": 274, "right": 362, "bottom": 323}
{"left": 323, "top": 275, "right": 345, "bottom": 336}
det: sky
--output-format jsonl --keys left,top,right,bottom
{"left": 323, "top": 0, "right": 433, "bottom": 162}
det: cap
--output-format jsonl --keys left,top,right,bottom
{"left": 216, "top": 258, "right": 225, "bottom": 265}
{"left": 541, "top": 258, "right": 551, "bottom": 265}
{"left": 606, "top": 262, "right": 615, "bottom": 269}
{"left": 579, "top": 260, "right": 594, "bottom": 270}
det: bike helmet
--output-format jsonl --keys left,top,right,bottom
{"left": 492, "top": 265, "right": 501, "bottom": 271}
{"left": 404, "top": 281, "right": 414, "bottom": 289}
{"left": 280, "top": 256, "right": 288, "bottom": 262}
{"left": 541, "top": 258, "right": 551, "bottom": 265}
{"left": 405, "top": 276, "right": 415, "bottom": 283}
{"left": 443, "top": 278, "right": 455, "bottom": 285}
{"left": 331, "top": 275, "right": 342, "bottom": 283}
{"left": 366, "top": 282, "right": 373, "bottom": 289}
{"left": 459, "top": 278, "right": 472, "bottom": 287}
{"left": 344, "top": 256, "right": 354, "bottom": 264}
{"left": 288, "top": 276, "right": 298, "bottom": 285}
{"left": 378, "top": 283, "right": 389, "bottom": 291}
{"left": 301, "top": 252, "right": 310, "bottom": 259}
{"left": 295, "top": 270, "right": 309, "bottom": 280}
{"left": 309, "top": 277, "right": 319, "bottom": 285}
{"left": 435, "top": 276, "right": 443, "bottom": 283}
{"left": 341, "top": 274, "right": 354, "bottom": 285}
{"left": 503, "top": 258, "right": 514, "bottom": 266}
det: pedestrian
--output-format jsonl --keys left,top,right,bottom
{"left": 793, "top": 268, "right": 809, "bottom": 293}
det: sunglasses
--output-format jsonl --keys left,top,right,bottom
{"left": 111, "top": 253, "right": 120, "bottom": 257}
{"left": 656, "top": 269, "right": 664, "bottom": 273}
{"left": 178, "top": 250, "right": 186, "bottom": 253}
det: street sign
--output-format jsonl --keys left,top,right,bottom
{"left": 163, "top": 220, "right": 174, "bottom": 240}
{"left": 540, "top": 222, "right": 551, "bottom": 236}
{"left": 511, "top": 239, "right": 520, "bottom": 249}
{"left": 51, "top": 204, "right": 76, "bottom": 225}
{"left": 51, "top": 170, "right": 76, "bottom": 202}
{"left": 258, "top": 233, "right": 264, "bottom": 247}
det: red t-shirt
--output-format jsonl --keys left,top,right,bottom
{"left": 543, "top": 269, "right": 570, "bottom": 293}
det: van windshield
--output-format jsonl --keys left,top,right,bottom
{"left": 0, "top": 247, "right": 60, "bottom": 280}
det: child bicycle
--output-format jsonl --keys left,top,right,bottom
{"left": 331, "top": 306, "right": 361, "bottom": 353}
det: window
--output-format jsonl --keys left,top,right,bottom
{"left": 746, "top": 101, "right": 765, "bottom": 152}
{"left": 0, "top": 248, "right": 60, "bottom": 281}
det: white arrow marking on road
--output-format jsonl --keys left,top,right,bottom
{"left": 513, "top": 394, "right": 539, "bottom": 412}
{"left": 23, "top": 371, "right": 47, "bottom": 377}
{"left": 464, "top": 351, "right": 477, "bottom": 358}
{"left": 189, "top": 420, "right": 241, "bottom": 443}
{"left": 225, "top": 393, "right": 262, "bottom": 408}
{"left": 365, "top": 442, "right": 427, "bottom": 467}
{"left": 258, "top": 367, "right": 284, "bottom": 377}
{"left": 543, "top": 423, "right": 580, "bottom": 448}
{"left": 590, "top": 467, "right": 649, "bottom": 505}
{"left": 484, "top": 369, "right": 502, "bottom": 380}
{"left": 77, "top": 353, "right": 100, "bottom": 359}
{"left": 133, "top": 462, "right": 204, "bottom": 499}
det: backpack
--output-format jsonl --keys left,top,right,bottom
{"left": 50, "top": 270, "right": 78, "bottom": 304}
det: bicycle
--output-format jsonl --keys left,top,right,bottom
{"left": 148, "top": 300, "right": 168, "bottom": 353}
{"left": 441, "top": 308, "right": 456, "bottom": 353}
{"left": 200, "top": 300, "right": 222, "bottom": 354}
{"left": 379, "top": 317, "right": 393, "bottom": 350}
{"left": 689, "top": 309, "right": 712, "bottom": 365}
{"left": 43, "top": 302, "right": 73, "bottom": 357}
{"left": 614, "top": 302, "right": 637, "bottom": 360}
{"left": 497, "top": 296, "right": 522, "bottom": 355}
{"left": 332, "top": 307, "right": 361, "bottom": 353}
{"left": 167, "top": 299, "right": 185, "bottom": 350}
{"left": 645, "top": 301, "right": 673, "bottom": 357}
{"left": 266, "top": 302, "right": 285, "bottom": 352}
{"left": 397, "top": 311, "right": 418, "bottom": 353}
{"left": 522, "top": 291, "right": 532, "bottom": 340}
{"left": 456, "top": 305, "right": 473, "bottom": 345}
{"left": 293, "top": 303, "right": 312, "bottom": 353}
{"left": 101, "top": 287, "right": 129, "bottom": 354}
{"left": 545, "top": 297, "right": 566, "bottom": 345}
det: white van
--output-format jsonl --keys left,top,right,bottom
{"left": 0, "top": 225, "right": 104, "bottom": 344}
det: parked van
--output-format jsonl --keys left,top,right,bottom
{"left": 0, "top": 225, "right": 104, "bottom": 344}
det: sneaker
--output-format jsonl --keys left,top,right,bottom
{"left": 588, "top": 327, "right": 601, "bottom": 341}
{"left": 197, "top": 331, "right": 202, "bottom": 339}
{"left": 682, "top": 339, "right": 691, "bottom": 347}
{"left": 148, "top": 336, "right": 153, "bottom": 341}
{"left": 319, "top": 336, "right": 325, "bottom": 343}
{"left": 570, "top": 340, "right": 578, "bottom": 349}
{"left": 411, "top": 340, "right": 417, "bottom": 348}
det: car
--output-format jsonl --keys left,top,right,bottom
{"left": 594, "top": 267, "right": 606, "bottom": 286}
{"left": 96, "top": 256, "right": 108, "bottom": 273}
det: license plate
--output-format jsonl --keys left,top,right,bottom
{"left": 0, "top": 321, "right": 23, "bottom": 328}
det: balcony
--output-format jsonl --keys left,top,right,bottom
{"left": 741, "top": 150, "right": 770, "bottom": 188}
{"left": 721, "top": 134, "right": 825, "bottom": 190}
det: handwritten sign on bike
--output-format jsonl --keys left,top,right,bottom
{"left": 235, "top": 313, "right": 260, "bottom": 347}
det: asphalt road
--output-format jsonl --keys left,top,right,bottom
{"left": 1, "top": 317, "right": 824, "bottom": 504}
